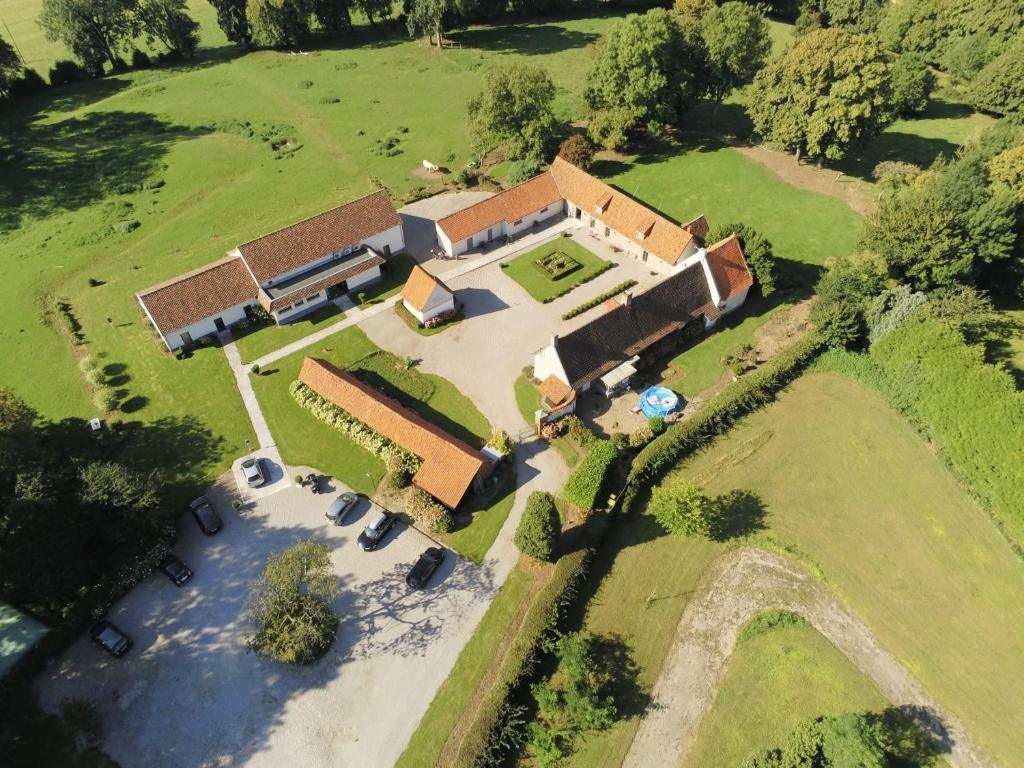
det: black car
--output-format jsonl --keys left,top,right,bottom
{"left": 89, "top": 620, "right": 132, "bottom": 657}
{"left": 189, "top": 496, "right": 223, "bottom": 535}
{"left": 357, "top": 511, "right": 396, "bottom": 551}
{"left": 406, "top": 547, "right": 445, "bottom": 590}
{"left": 326, "top": 492, "right": 359, "bottom": 525}
{"left": 158, "top": 554, "right": 193, "bottom": 586}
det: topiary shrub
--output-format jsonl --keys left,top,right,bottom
{"left": 648, "top": 477, "right": 713, "bottom": 537}
{"left": 647, "top": 416, "right": 665, "bottom": 435}
{"left": 514, "top": 491, "right": 560, "bottom": 561}
{"left": 563, "top": 415, "right": 597, "bottom": 448}
{"left": 563, "top": 440, "right": 618, "bottom": 510}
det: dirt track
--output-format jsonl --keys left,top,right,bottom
{"left": 622, "top": 547, "right": 993, "bottom": 768}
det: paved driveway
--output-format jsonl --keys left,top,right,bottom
{"left": 35, "top": 478, "right": 497, "bottom": 768}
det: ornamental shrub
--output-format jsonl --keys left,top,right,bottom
{"left": 564, "top": 415, "right": 597, "bottom": 447}
{"left": 515, "top": 491, "right": 560, "bottom": 561}
{"left": 649, "top": 477, "right": 713, "bottom": 537}
{"left": 404, "top": 486, "right": 453, "bottom": 533}
{"left": 628, "top": 426, "right": 654, "bottom": 448}
{"left": 563, "top": 440, "right": 618, "bottom": 510}
{"left": 646, "top": 416, "right": 665, "bottom": 435}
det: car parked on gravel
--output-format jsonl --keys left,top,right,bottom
{"left": 406, "top": 547, "right": 445, "bottom": 590}
{"left": 326, "top": 492, "right": 359, "bottom": 525}
{"left": 158, "top": 554, "right": 193, "bottom": 586}
{"left": 89, "top": 620, "right": 132, "bottom": 657}
{"left": 358, "top": 511, "right": 396, "bottom": 551}
{"left": 241, "top": 457, "right": 266, "bottom": 488}
{"left": 190, "top": 497, "right": 223, "bottom": 535}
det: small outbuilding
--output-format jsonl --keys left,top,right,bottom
{"left": 401, "top": 265, "right": 455, "bottom": 324}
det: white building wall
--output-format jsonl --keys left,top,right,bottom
{"left": 162, "top": 299, "right": 254, "bottom": 351}
{"left": 441, "top": 202, "right": 564, "bottom": 256}
{"left": 719, "top": 286, "right": 749, "bottom": 316}
{"left": 272, "top": 291, "right": 330, "bottom": 323}
{"left": 347, "top": 264, "right": 382, "bottom": 291}
{"left": 698, "top": 253, "right": 724, "bottom": 306}
{"left": 363, "top": 224, "right": 405, "bottom": 257}
{"left": 405, "top": 293, "right": 455, "bottom": 323}
{"left": 436, "top": 225, "right": 454, "bottom": 255}
{"left": 533, "top": 343, "right": 570, "bottom": 388}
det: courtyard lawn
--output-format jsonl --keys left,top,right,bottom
{"left": 234, "top": 304, "right": 344, "bottom": 364}
{"left": 514, "top": 373, "right": 542, "bottom": 424}
{"left": 439, "top": 466, "right": 517, "bottom": 563}
{"left": 354, "top": 253, "right": 418, "bottom": 306}
{"left": 501, "top": 238, "right": 612, "bottom": 303}
{"left": 684, "top": 616, "right": 888, "bottom": 767}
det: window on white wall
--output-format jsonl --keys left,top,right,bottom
{"left": 642, "top": 251, "right": 648, "bottom": 262}
{"left": 514, "top": 219, "right": 523, "bottom": 226}
{"left": 294, "top": 298, "right": 305, "bottom": 307}
{"left": 540, "top": 207, "right": 548, "bottom": 213}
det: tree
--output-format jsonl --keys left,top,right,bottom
{"left": 743, "top": 713, "right": 887, "bottom": 768}
{"left": 809, "top": 252, "right": 886, "bottom": 348}
{"left": 247, "top": 539, "right": 338, "bottom": 664}
{"left": 207, "top": 0, "right": 251, "bottom": 46}
{"left": 558, "top": 134, "right": 595, "bottom": 170}
{"left": 803, "top": 0, "right": 884, "bottom": 33}
{"left": 649, "top": 477, "right": 712, "bottom": 537}
{"left": 514, "top": 491, "right": 560, "bottom": 561}
{"left": 0, "top": 35, "right": 23, "bottom": 100}
{"left": 354, "top": 0, "right": 392, "bottom": 26}
{"left": 989, "top": 144, "right": 1024, "bottom": 201}
{"left": 748, "top": 28, "right": 894, "bottom": 162}
{"left": 38, "top": 0, "right": 138, "bottom": 73}
{"left": 136, "top": 0, "right": 200, "bottom": 57}
{"left": 309, "top": 0, "right": 351, "bottom": 35}
{"left": 587, "top": 107, "right": 633, "bottom": 151}
{"left": 890, "top": 52, "right": 936, "bottom": 117}
{"left": 673, "top": 0, "right": 714, "bottom": 41}
{"left": 699, "top": 2, "right": 771, "bottom": 103}
{"left": 969, "top": 40, "right": 1024, "bottom": 121}
{"left": 406, "top": 0, "right": 471, "bottom": 47}
{"left": 468, "top": 62, "right": 559, "bottom": 164}
{"left": 877, "top": 0, "right": 944, "bottom": 59}
{"left": 584, "top": 9, "right": 701, "bottom": 140}
{"left": 246, "top": 0, "right": 311, "bottom": 47}
{"left": 706, "top": 222, "right": 777, "bottom": 295}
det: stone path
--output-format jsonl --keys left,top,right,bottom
{"left": 623, "top": 547, "right": 993, "bottom": 768}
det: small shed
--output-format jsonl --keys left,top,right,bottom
{"left": 401, "top": 265, "right": 455, "bottom": 324}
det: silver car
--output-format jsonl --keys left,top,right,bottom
{"left": 326, "top": 492, "right": 359, "bottom": 525}
{"left": 241, "top": 457, "right": 265, "bottom": 488}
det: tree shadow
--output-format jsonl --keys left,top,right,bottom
{"left": 454, "top": 23, "right": 601, "bottom": 56}
{"left": 589, "top": 633, "right": 651, "bottom": 719}
{"left": 832, "top": 132, "right": 960, "bottom": 182}
{"left": 709, "top": 489, "right": 767, "bottom": 542}
{"left": 867, "top": 706, "right": 945, "bottom": 766}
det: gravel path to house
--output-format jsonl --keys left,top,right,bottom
{"left": 623, "top": 547, "right": 993, "bottom": 768}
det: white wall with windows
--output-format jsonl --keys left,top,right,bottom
{"left": 156, "top": 299, "right": 255, "bottom": 351}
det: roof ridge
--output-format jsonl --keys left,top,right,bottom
{"left": 238, "top": 188, "right": 392, "bottom": 250}
{"left": 705, "top": 232, "right": 740, "bottom": 252}
{"left": 436, "top": 171, "right": 554, "bottom": 226}
{"left": 136, "top": 254, "right": 252, "bottom": 298}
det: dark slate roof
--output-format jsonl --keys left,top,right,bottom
{"left": 557, "top": 263, "right": 714, "bottom": 389}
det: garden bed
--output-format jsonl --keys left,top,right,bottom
{"left": 501, "top": 239, "right": 613, "bottom": 303}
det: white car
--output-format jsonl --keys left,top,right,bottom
{"left": 241, "top": 457, "right": 266, "bottom": 488}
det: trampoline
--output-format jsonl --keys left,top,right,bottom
{"left": 639, "top": 386, "right": 680, "bottom": 418}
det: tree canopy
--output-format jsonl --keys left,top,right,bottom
{"left": 246, "top": 0, "right": 312, "bottom": 48}
{"left": 514, "top": 491, "right": 560, "bottom": 561}
{"left": 748, "top": 28, "right": 894, "bottom": 161}
{"left": 649, "top": 477, "right": 713, "bottom": 537}
{"left": 468, "top": 62, "right": 559, "bottom": 165}
{"left": 207, "top": 0, "right": 251, "bottom": 46}
{"left": 0, "top": 36, "right": 23, "bottom": 99}
{"left": 137, "top": 0, "right": 200, "bottom": 57}
{"left": 38, "top": 0, "right": 137, "bottom": 73}
{"left": 699, "top": 2, "right": 771, "bottom": 103}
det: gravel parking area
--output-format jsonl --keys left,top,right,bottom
{"left": 35, "top": 477, "right": 498, "bottom": 768}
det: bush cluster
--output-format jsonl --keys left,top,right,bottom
{"left": 514, "top": 491, "right": 560, "bottom": 561}
{"left": 560, "top": 280, "right": 639, "bottom": 320}
{"left": 563, "top": 415, "right": 597, "bottom": 447}
{"left": 289, "top": 381, "right": 422, "bottom": 470}
{"left": 404, "top": 486, "right": 454, "bottom": 533}
{"left": 563, "top": 440, "right": 618, "bottom": 510}
{"left": 623, "top": 332, "right": 824, "bottom": 512}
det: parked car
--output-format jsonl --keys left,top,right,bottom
{"left": 358, "top": 511, "right": 396, "bottom": 551}
{"left": 89, "top": 620, "right": 132, "bottom": 657}
{"left": 190, "top": 496, "right": 223, "bottom": 535}
{"left": 326, "top": 492, "right": 359, "bottom": 525}
{"left": 406, "top": 547, "right": 445, "bottom": 590}
{"left": 241, "top": 456, "right": 266, "bottom": 488}
{"left": 158, "top": 554, "right": 193, "bottom": 586}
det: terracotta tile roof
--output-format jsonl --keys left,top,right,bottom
{"left": 298, "top": 358, "right": 486, "bottom": 509}
{"left": 683, "top": 215, "right": 709, "bottom": 239}
{"left": 238, "top": 190, "right": 400, "bottom": 284}
{"left": 401, "top": 264, "right": 454, "bottom": 312}
{"left": 706, "top": 234, "right": 754, "bottom": 301}
{"left": 260, "top": 254, "right": 385, "bottom": 312}
{"left": 436, "top": 173, "right": 563, "bottom": 244}
{"left": 537, "top": 375, "right": 575, "bottom": 410}
{"left": 555, "top": 262, "right": 714, "bottom": 389}
{"left": 549, "top": 157, "right": 696, "bottom": 266}
{"left": 137, "top": 256, "right": 257, "bottom": 336}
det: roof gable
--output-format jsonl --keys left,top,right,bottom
{"left": 705, "top": 234, "right": 754, "bottom": 301}
{"left": 401, "top": 265, "right": 454, "bottom": 312}
{"left": 137, "top": 256, "right": 257, "bottom": 336}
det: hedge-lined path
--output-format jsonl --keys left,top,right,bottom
{"left": 624, "top": 547, "right": 992, "bottom": 768}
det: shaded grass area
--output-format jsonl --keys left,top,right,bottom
{"left": 439, "top": 464, "right": 517, "bottom": 563}
{"left": 355, "top": 253, "right": 418, "bottom": 306}
{"left": 501, "top": 238, "right": 612, "bottom": 303}
{"left": 395, "top": 567, "right": 536, "bottom": 768}
{"left": 234, "top": 303, "right": 344, "bottom": 364}
{"left": 685, "top": 617, "right": 888, "bottom": 767}
{"left": 514, "top": 373, "right": 542, "bottom": 424}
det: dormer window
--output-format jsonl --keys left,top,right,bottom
{"left": 595, "top": 193, "right": 612, "bottom": 214}
{"left": 635, "top": 219, "right": 655, "bottom": 241}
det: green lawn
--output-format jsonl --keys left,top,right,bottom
{"left": 354, "top": 252, "right": 418, "bottom": 306}
{"left": 500, "top": 238, "right": 612, "bottom": 302}
{"left": 439, "top": 465, "right": 517, "bottom": 563}
{"left": 514, "top": 373, "right": 542, "bottom": 424}
{"left": 685, "top": 615, "right": 888, "bottom": 767}
{"left": 234, "top": 304, "right": 344, "bottom": 364}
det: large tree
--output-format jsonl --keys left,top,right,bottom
{"left": 968, "top": 40, "right": 1024, "bottom": 122}
{"left": 468, "top": 62, "right": 559, "bottom": 164}
{"left": 699, "top": 2, "right": 771, "bottom": 103}
{"left": 207, "top": 0, "right": 251, "bottom": 46}
{"left": 38, "top": 0, "right": 138, "bottom": 73}
{"left": 136, "top": 0, "right": 200, "bottom": 57}
{"left": 877, "top": 0, "right": 944, "bottom": 58}
{"left": 649, "top": 478, "right": 713, "bottom": 537}
{"left": 743, "top": 713, "right": 887, "bottom": 768}
{"left": 405, "top": 0, "right": 472, "bottom": 47}
{"left": 584, "top": 9, "right": 701, "bottom": 139}
{"left": 246, "top": 0, "right": 311, "bottom": 47}
{"left": 309, "top": 0, "right": 351, "bottom": 35}
{"left": 748, "top": 28, "right": 894, "bottom": 162}
{"left": 0, "top": 36, "right": 23, "bottom": 100}
{"left": 802, "top": 0, "right": 884, "bottom": 33}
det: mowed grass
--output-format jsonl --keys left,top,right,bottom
{"left": 501, "top": 238, "right": 611, "bottom": 302}
{"left": 685, "top": 617, "right": 888, "bottom": 767}
{"left": 670, "top": 372, "right": 1024, "bottom": 767}
{"left": 234, "top": 304, "right": 345, "bottom": 365}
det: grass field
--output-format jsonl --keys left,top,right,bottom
{"left": 514, "top": 373, "right": 542, "bottom": 424}
{"left": 234, "top": 304, "right": 345, "bottom": 364}
{"left": 685, "top": 614, "right": 888, "bottom": 767}
{"left": 500, "top": 238, "right": 612, "bottom": 302}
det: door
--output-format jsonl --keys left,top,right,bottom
{"left": 574, "top": 207, "right": 582, "bottom": 220}
{"left": 214, "top": 317, "right": 226, "bottom": 331}
{"left": 468, "top": 236, "right": 474, "bottom": 248}
{"left": 180, "top": 331, "right": 193, "bottom": 348}
{"left": 383, "top": 244, "right": 391, "bottom": 258}
{"left": 487, "top": 228, "right": 492, "bottom": 242}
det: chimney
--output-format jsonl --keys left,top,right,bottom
{"left": 551, "top": 333, "right": 559, "bottom": 348}
{"left": 620, "top": 292, "right": 632, "bottom": 307}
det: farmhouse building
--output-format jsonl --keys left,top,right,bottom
{"left": 401, "top": 265, "right": 456, "bottom": 324}
{"left": 298, "top": 357, "right": 489, "bottom": 509}
{"left": 137, "top": 190, "right": 405, "bottom": 351}
{"left": 435, "top": 156, "right": 710, "bottom": 274}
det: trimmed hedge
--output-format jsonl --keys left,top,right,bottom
{"left": 560, "top": 280, "right": 639, "bottom": 320}
{"left": 539, "top": 261, "right": 614, "bottom": 304}
{"left": 514, "top": 491, "right": 560, "bottom": 561}
{"left": 562, "top": 440, "right": 618, "bottom": 510}
{"left": 622, "top": 332, "right": 824, "bottom": 512}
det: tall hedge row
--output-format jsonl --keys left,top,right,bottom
{"left": 622, "top": 333, "right": 824, "bottom": 512}
{"left": 562, "top": 439, "right": 618, "bottom": 510}
{"left": 871, "top": 319, "right": 1024, "bottom": 547}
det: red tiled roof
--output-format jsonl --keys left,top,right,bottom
{"left": 238, "top": 190, "right": 400, "bottom": 284}
{"left": 298, "top": 358, "right": 486, "bottom": 509}
{"left": 401, "top": 264, "right": 453, "bottom": 312}
{"left": 537, "top": 375, "right": 575, "bottom": 410}
{"left": 683, "top": 215, "right": 709, "bottom": 239}
{"left": 437, "top": 173, "right": 563, "bottom": 244}
{"left": 705, "top": 234, "right": 754, "bottom": 301}
{"left": 137, "top": 256, "right": 257, "bottom": 336}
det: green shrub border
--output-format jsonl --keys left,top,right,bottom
{"left": 561, "top": 279, "right": 639, "bottom": 320}
{"left": 539, "top": 260, "right": 614, "bottom": 304}
{"left": 563, "top": 440, "right": 619, "bottom": 510}
{"left": 622, "top": 332, "right": 825, "bottom": 513}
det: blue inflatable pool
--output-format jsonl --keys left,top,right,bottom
{"left": 639, "top": 386, "right": 680, "bottom": 418}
